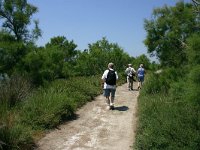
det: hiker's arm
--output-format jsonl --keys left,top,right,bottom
{"left": 101, "top": 70, "right": 108, "bottom": 88}
{"left": 101, "top": 79, "right": 105, "bottom": 88}
{"left": 115, "top": 71, "right": 119, "bottom": 80}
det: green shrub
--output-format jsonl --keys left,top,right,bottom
{"left": 19, "top": 89, "right": 76, "bottom": 129}
{"left": 19, "top": 76, "right": 102, "bottom": 129}
{"left": 0, "top": 75, "right": 124, "bottom": 149}
{"left": 142, "top": 73, "right": 170, "bottom": 95}
{"left": 0, "top": 111, "right": 33, "bottom": 150}
{"left": 0, "top": 74, "right": 33, "bottom": 150}
{"left": 0, "top": 74, "right": 31, "bottom": 107}
{"left": 189, "top": 65, "right": 200, "bottom": 85}
{"left": 0, "top": 124, "right": 33, "bottom": 150}
{"left": 135, "top": 70, "right": 200, "bottom": 150}
{"left": 135, "top": 93, "right": 200, "bottom": 150}
{"left": 186, "top": 33, "right": 200, "bottom": 65}
{"left": 0, "top": 75, "right": 102, "bottom": 149}
{"left": 168, "top": 80, "right": 187, "bottom": 102}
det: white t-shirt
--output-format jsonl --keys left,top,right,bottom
{"left": 125, "top": 67, "right": 136, "bottom": 76}
{"left": 101, "top": 68, "right": 118, "bottom": 89}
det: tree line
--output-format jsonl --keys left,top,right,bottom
{"left": 0, "top": 0, "right": 154, "bottom": 86}
{"left": 0, "top": 0, "right": 199, "bottom": 149}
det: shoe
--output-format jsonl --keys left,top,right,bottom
{"left": 110, "top": 105, "right": 115, "bottom": 110}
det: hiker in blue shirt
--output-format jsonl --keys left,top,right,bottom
{"left": 101, "top": 63, "right": 118, "bottom": 110}
{"left": 137, "top": 64, "right": 145, "bottom": 89}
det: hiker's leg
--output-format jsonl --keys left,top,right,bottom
{"left": 137, "top": 78, "right": 140, "bottom": 89}
{"left": 130, "top": 78, "right": 133, "bottom": 90}
{"left": 106, "top": 96, "right": 110, "bottom": 106}
{"left": 103, "top": 89, "right": 110, "bottom": 106}
{"left": 110, "top": 89, "right": 116, "bottom": 106}
{"left": 138, "top": 76, "right": 144, "bottom": 89}
{"left": 128, "top": 78, "right": 131, "bottom": 90}
{"left": 140, "top": 77, "right": 144, "bottom": 88}
{"left": 127, "top": 76, "right": 129, "bottom": 88}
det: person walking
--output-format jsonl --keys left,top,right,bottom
{"left": 125, "top": 64, "right": 136, "bottom": 90}
{"left": 101, "top": 63, "right": 118, "bottom": 110}
{"left": 137, "top": 64, "right": 145, "bottom": 89}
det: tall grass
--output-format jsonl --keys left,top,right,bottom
{"left": 135, "top": 70, "right": 200, "bottom": 149}
{"left": 0, "top": 75, "right": 33, "bottom": 150}
{"left": 0, "top": 74, "right": 126, "bottom": 149}
{"left": 0, "top": 74, "right": 31, "bottom": 107}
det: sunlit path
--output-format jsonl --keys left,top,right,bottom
{"left": 37, "top": 83, "right": 139, "bottom": 150}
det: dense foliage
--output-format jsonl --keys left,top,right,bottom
{"left": 0, "top": 76, "right": 103, "bottom": 149}
{"left": 144, "top": 1, "right": 199, "bottom": 67}
{"left": 2, "top": 0, "right": 199, "bottom": 149}
{"left": 0, "top": 0, "right": 41, "bottom": 42}
{"left": 135, "top": 1, "right": 200, "bottom": 149}
{"left": 0, "top": 1, "right": 154, "bottom": 149}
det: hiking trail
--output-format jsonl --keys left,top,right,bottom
{"left": 36, "top": 83, "right": 139, "bottom": 150}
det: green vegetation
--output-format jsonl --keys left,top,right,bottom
{"left": 135, "top": 1, "right": 200, "bottom": 149}
{"left": 3, "top": 0, "right": 199, "bottom": 149}
{"left": 144, "top": 2, "right": 198, "bottom": 67}
{"left": 0, "top": 1, "right": 150, "bottom": 149}
{"left": 135, "top": 72, "right": 200, "bottom": 149}
{"left": 0, "top": 75, "right": 127, "bottom": 149}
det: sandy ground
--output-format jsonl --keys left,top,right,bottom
{"left": 36, "top": 83, "right": 139, "bottom": 150}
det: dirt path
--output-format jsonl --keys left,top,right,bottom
{"left": 36, "top": 83, "right": 139, "bottom": 150}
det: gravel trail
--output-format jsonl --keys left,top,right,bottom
{"left": 37, "top": 83, "right": 139, "bottom": 150}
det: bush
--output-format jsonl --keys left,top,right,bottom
{"left": 0, "top": 75, "right": 103, "bottom": 149}
{"left": 0, "top": 75, "right": 33, "bottom": 150}
{"left": 0, "top": 74, "right": 125, "bottom": 149}
{"left": 142, "top": 72, "right": 170, "bottom": 95}
{"left": 135, "top": 92, "right": 200, "bottom": 149}
{"left": 0, "top": 110, "right": 34, "bottom": 150}
{"left": 19, "top": 76, "right": 102, "bottom": 129}
{"left": 20, "top": 90, "right": 76, "bottom": 129}
{"left": 135, "top": 69, "right": 200, "bottom": 150}
{"left": 0, "top": 74, "right": 31, "bottom": 107}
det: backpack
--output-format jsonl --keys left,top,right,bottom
{"left": 106, "top": 69, "right": 116, "bottom": 85}
{"left": 128, "top": 68, "right": 135, "bottom": 79}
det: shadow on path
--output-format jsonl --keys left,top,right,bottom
{"left": 114, "top": 106, "right": 129, "bottom": 111}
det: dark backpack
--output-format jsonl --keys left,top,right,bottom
{"left": 128, "top": 68, "right": 135, "bottom": 79}
{"left": 106, "top": 69, "right": 116, "bottom": 85}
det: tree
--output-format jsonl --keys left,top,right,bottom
{"left": 75, "top": 37, "right": 131, "bottom": 76}
{"left": 133, "top": 54, "right": 151, "bottom": 70}
{"left": 144, "top": 2, "right": 199, "bottom": 67}
{"left": 0, "top": 0, "right": 41, "bottom": 42}
{"left": 0, "top": 30, "right": 28, "bottom": 74}
{"left": 21, "top": 36, "right": 78, "bottom": 84}
{"left": 45, "top": 36, "right": 77, "bottom": 62}
{"left": 45, "top": 36, "right": 78, "bottom": 78}
{"left": 186, "top": 33, "right": 200, "bottom": 65}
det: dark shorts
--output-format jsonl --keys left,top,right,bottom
{"left": 138, "top": 76, "right": 144, "bottom": 82}
{"left": 103, "top": 88, "right": 116, "bottom": 97}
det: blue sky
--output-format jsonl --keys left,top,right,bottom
{"left": 28, "top": 0, "right": 191, "bottom": 60}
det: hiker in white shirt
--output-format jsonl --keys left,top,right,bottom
{"left": 101, "top": 63, "right": 118, "bottom": 110}
{"left": 125, "top": 64, "right": 136, "bottom": 90}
